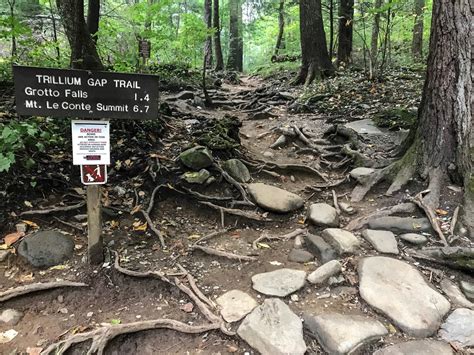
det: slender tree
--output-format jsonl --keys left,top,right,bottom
{"left": 227, "top": 0, "right": 243, "bottom": 71}
{"left": 204, "top": 0, "right": 213, "bottom": 67}
{"left": 411, "top": 0, "right": 424, "bottom": 59}
{"left": 353, "top": 0, "right": 473, "bottom": 228}
{"left": 274, "top": 0, "right": 285, "bottom": 58}
{"left": 370, "top": 0, "right": 382, "bottom": 72}
{"left": 87, "top": 0, "right": 100, "bottom": 43}
{"left": 213, "top": 0, "right": 224, "bottom": 70}
{"left": 294, "top": 0, "right": 334, "bottom": 84}
{"left": 56, "top": 0, "right": 103, "bottom": 69}
{"left": 336, "top": 0, "right": 354, "bottom": 65}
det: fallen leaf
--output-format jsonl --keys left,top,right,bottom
{"left": 132, "top": 221, "right": 147, "bottom": 231}
{"left": 17, "top": 273, "right": 34, "bottom": 282}
{"left": 22, "top": 220, "right": 39, "bottom": 229}
{"left": 180, "top": 302, "right": 194, "bottom": 313}
{"left": 3, "top": 232, "right": 25, "bottom": 247}
{"left": 435, "top": 209, "right": 448, "bottom": 216}
{"left": 0, "top": 329, "right": 18, "bottom": 343}
{"left": 257, "top": 242, "right": 270, "bottom": 249}
{"left": 227, "top": 345, "right": 239, "bottom": 353}
{"left": 187, "top": 234, "right": 201, "bottom": 240}
{"left": 49, "top": 264, "right": 69, "bottom": 271}
{"left": 24, "top": 201, "right": 33, "bottom": 208}
{"left": 110, "top": 319, "right": 121, "bottom": 325}
{"left": 269, "top": 261, "right": 283, "bottom": 266}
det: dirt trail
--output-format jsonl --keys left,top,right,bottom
{"left": 1, "top": 74, "right": 472, "bottom": 354}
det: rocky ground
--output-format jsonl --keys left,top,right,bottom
{"left": 0, "top": 70, "right": 473, "bottom": 354}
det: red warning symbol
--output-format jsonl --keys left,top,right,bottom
{"left": 81, "top": 164, "right": 107, "bottom": 185}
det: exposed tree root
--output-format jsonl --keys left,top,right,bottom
{"left": 40, "top": 252, "right": 236, "bottom": 354}
{"left": 199, "top": 201, "right": 271, "bottom": 221}
{"left": 192, "top": 228, "right": 233, "bottom": 245}
{"left": 409, "top": 247, "right": 474, "bottom": 273}
{"left": 212, "top": 163, "right": 254, "bottom": 206}
{"left": 344, "top": 202, "right": 417, "bottom": 231}
{"left": 0, "top": 281, "right": 87, "bottom": 303}
{"left": 20, "top": 201, "right": 86, "bottom": 216}
{"left": 412, "top": 189, "right": 448, "bottom": 246}
{"left": 252, "top": 228, "right": 306, "bottom": 249}
{"left": 191, "top": 245, "right": 257, "bottom": 261}
{"left": 332, "top": 190, "right": 341, "bottom": 214}
{"left": 137, "top": 184, "right": 167, "bottom": 249}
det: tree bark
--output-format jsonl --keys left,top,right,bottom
{"left": 411, "top": 0, "right": 424, "bottom": 59}
{"left": 227, "top": 0, "right": 243, "bottom": 71}
{"left": 336, "top": 0, "right": 354, "bottom": 65}
{"left": 56, "top": 0, "right": 103, "bottom": 70}
{"left": 370, "top": 0, "right": 382, "bottom": 72}
{"left": 87, "top": 0, "right": 100, "bottom": 43}
{"left": 204, "top": 0, "right": 213, "bottom": 68}
{"left": 329, "top": 0, "right": 334, "bottom": 59}
{"left": 294, "top": 0, "right": 334, "bottom": 84}
{"left": 213, "top": 0, "right": 224, "bottom": 70}
{"left": 274, "top": 0, "right": 285, "bottom": 58}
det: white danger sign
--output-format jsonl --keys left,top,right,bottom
{"left": 71, "top": 120, "right": 110, "bottom": 165}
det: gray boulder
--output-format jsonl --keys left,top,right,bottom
{"left": 305, "top": 233, "right": 337, "bottom": 263}
{"left": 362, "top": 229, "right": 399, "bottom": 254}
{"left": 350, "top": 167, "right": 375, "bottom": 183}
{"left": 440, "top": 279, "right": 474, "bottom": 309}
{"left": 321, "top": 228, "right": 360, "bottom": 254}
{"left": 247, "top": 183, "right": 304, "bottom": 213}
{"left": 0, "top": 309, "right": 23, "bottom": 326}
{"left": 238, "top": 298, "right": 306, "bottom": 355}
{"left": 373, "top": 340, "right": 453, "bottom": 355}
{"left": 307, "top": 203, "right": 339, "bottom": 227}
{"left": 288, "top": 249, "right": 314, "bottom": 263}
{"left": 222, "top": 159, "right": 251, "bottom": 183}
{"left": 181, "top": 169, "right": 211, "bottom": 184}
{"left": 252, "top": 268, "right": 306, "bottom": 297}
{"left": 216, "top": 290, "right": 258, "bottom": 323}
{"left": 179, "top": 146, "right": 213, "bottom": 170}
{"left": 303, "top": 313, "right": 387, "bottom": 354}
{"left": 439, "top": 308, "right": 474, "bottom": 347}
{"left": 358, "top": 256, "right": 450, "bottom": 337}
{"left": 461, "top": 281, "right": 474, "bottom": 301}
{"left": 307, "top": 260, "right": 342, "bottom": 285}
{"left": 18, "top": 230, "right": 74, "bottom": 268}
{"left": 399, "top": 233, "right": 429, "bottom": 245}
{"left": 368, "top": 216, "right": 431, "bottom": 233}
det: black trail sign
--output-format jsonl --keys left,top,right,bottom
{"left": 13, "top": 65, "right": 159, "bottom": 119}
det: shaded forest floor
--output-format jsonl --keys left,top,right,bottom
{"left": 0, "top": 67, "right": 472, "bottom": 354}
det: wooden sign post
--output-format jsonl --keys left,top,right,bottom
{"left": 13, "top": 65, "right": 159, "bottom": 264}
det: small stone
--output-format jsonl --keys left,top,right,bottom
{"left": 307, "top": 203, "right": 339, "bottom": 227}
{"left": 291, "top": 294, "right": 299, "bottom": 302}
{"left": 359, "top": 256, "right": 450, "bottom": 337}
{"left": 263, "top": 151, "right": 274, "bottom": 158}
{"left": 439, "top": 308, "right": 474, "bottom": 347}
{"left": 368, "top": 216, "right": 431, "bottom": 233}
{"left": 288, "top": 249, "right": 314, "bottom": 263}
{"left": 180, "top": 302, "right": 194, "bottom": 313}
{"left": 216, "top": 290, "right": 258, "bottom": 323}
{"left": 345, "top": 119, "right": 384, "bottom": 135}
{"left": 293, "top": 235, "right": 304, "bottom": 249}
{"left": 349, "top": 167, "right": 375, "bottom": 182}
{"left": 303, "top": 312, "right": 388, "bottom": 354}
{"left": 222, "top": 159, "right": 251, "bottom": 183}
{"left": 73, "top": 214, "right": 87, "bottom": 222}
{"left": 237, "top": 298, "right": 306, "bottom": 355}
{"left": 247, "top": 183, "right": 304, "bottom": 213}
{"left": 252, "top": 268, "right": 306, "bottom": 297}
{"left": 57, "top": 295, "right": 64, "bottom": 303}
{"left": 321, "top": 228, "right": 360, "bottom": 254}
{"left": 16, "top": 223, "right": 27, "bottom": 233}
{"left": 58, "top": 308, "right": 68, "bottom": 314}
{"left": 362, "top": 229, "right": 399, "bottom": 254}
{"left": 373, "top": 340, "right": 453, "bottom": 355}
{"left": 179, "top": 146, "right": 213, "bottom": 170}
{"left": 307, "top": 260, "right": 342, "bottom": 284}
{"left": 339, "top": 202, "right": 356, "bottom": 215}
{"left": 305, "top": 233, "right": 337, "bottom": 263}
{"left": 460, "top": 281, "right": 474, "bottom": 301}
{"left": 86, "top": 312, "right": 94, "bottom": 318}
{"left": 328, "top": 275, "right": 345, "bottom": 285}
{"left": 18, "top": 230, "right": 74, "bottom": 268}
{"left": 181, "top": 169, "right": 211, "bottom": 184}
{"left": 399, "top": 233, "right": 429, "bottom": 245}
{"left": 0, "top": 309, "right": 23, "bottom": 326}
{"left": 440, "top": 279, "right": 474, "bottom": 309}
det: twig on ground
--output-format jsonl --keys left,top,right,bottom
{"left": 252, "top": 228, "right": 306, "bottom": 249}
{"left": 138, "top": 184, "right": 167, "bottom": 249}
{"left": 191, "top": 245, "right": 256, "bottom": 261}
{"left": 0, "top": 281, "right": 87, "bottom": 303}
{"left": 199, "top": 201, "right": 271, "bottom": 221}
{"left": 20, "top": 201, "right": 86, "bottom": 216}
{"left": 412, "top": 190, "right": 448, "bottom": 246}
{"left": 193, "top": 228, "right": 233, "bottom": 245}
{"left": 53, "top": 217, "right": 84, "bottom": 231}
{"left": 449, "top": 206, "right": 460, "bottom": 238}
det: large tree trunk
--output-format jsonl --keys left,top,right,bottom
{"left": 87, "top": 0, "right": 100, "bottom": 43}
{"left": 294, "top": 0, "right": 334, "bottom": 85}
{"left": 274, "top": 0, "right": 285, "bottom": 58}
{"left": 353, "top": 0, "right": 472, "bottom": 219}
{"left": 227, "top": 0, "right": 243, "bottom": 71}
{"left": 57, "top": 0, "right": 103, "bottom": 70}
{"left": 411, "top": 0, "right": 424, "bottom": 59}
{"left": 204, "top": 0, "right": 213, "bottom": 68}
{"left": 213, "top": 0, "right": 224, "bottom": 70}
{"left": 336, "top": 0, "right": 354, "bottom": 65}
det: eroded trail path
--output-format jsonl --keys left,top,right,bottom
{"left": 1, "top": 74, "right": 473, "bottom": 354}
